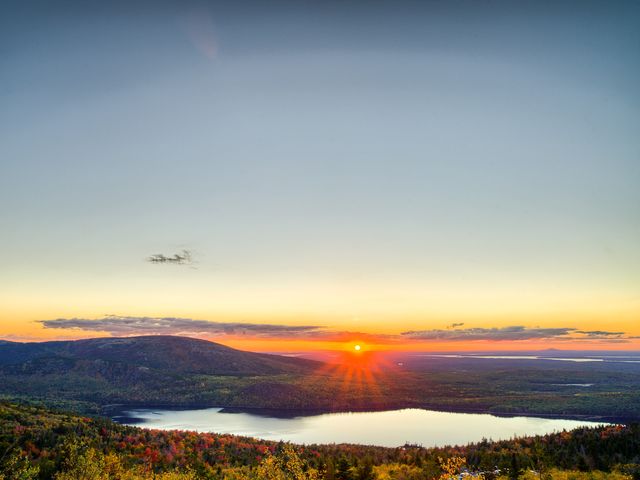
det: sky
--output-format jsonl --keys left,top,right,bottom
{"left": 1, "top": 0, "right": 639, "bottom": 351}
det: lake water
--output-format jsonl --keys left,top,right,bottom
{"left": 119, "top": 408, "right": 606, "bottom": 448}
{"left": 419, "top": 354, "right": 640, "bottom": 363}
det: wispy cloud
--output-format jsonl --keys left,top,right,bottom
{"left": 146, "top": 250, "right": 193, "bottom": 266}
{"left": 38, "top": 316, "right": 404, "bottom": 343}
{"left": 576, "top": 330, "right": 626, "bottom": 339}
{"left": 447, "top": 322, "right": 465, "bottom": 329}
{"left": 39, "top": 315, "right": 324, "bottom": 338}
{"left": 400, "top": 326, "right": 630, "bottom": 342}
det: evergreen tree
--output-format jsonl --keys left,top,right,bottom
{"left": 324, "top": 458, "right": 336, "bottom": 480}
{"left": 336, "top": 457, "right": 353, "bottom": 480}
{"left": 354, "top": 457, "right": 374, "bottom": 480}
{"left": 509, "top": 453, "right": 522, "bottom": 480}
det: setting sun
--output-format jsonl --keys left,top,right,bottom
{"left": 354, "top": 344, "right": 361, "bottom": 351}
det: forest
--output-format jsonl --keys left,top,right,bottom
{"left": 1, "top": 402, "right": 638, "bottom": 480}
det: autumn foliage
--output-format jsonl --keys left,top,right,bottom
{"left": 0, "top": 403, "right": 638, "bottom": 479}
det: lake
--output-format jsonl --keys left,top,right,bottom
{"left": 417, "top": 354, "right": 640, "bottom": 363}
{"left": 118, "top": 407, "right": 607, "bottom": 448}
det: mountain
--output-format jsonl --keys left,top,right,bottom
{"left": 0, "top": 335, "right": 324, "bottom": 413}
{"left": 0, "top": 335, "right": 319, "bottom": 375}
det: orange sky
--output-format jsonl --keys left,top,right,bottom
{"left": 2, "top": 0, "right": 639, "bottom": 356}
{"left": 2, "top": 303, "right": 639, "bottom": 352}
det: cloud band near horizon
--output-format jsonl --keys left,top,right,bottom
{"left": 36, "top": 316, "right": 632, "bottom": 344}
{"left": 401, "top": 326, "right": 628, "bottom": 342}
{"left": 39, "top": 315, "right": 324, "bottom": 338}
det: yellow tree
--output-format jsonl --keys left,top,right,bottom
{"left": 438, "top": 456, "right": 479, "bottom": 480}
{"left": 255, "top": 444, "right": 320, "bottom": 480}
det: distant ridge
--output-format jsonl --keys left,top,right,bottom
{"left": 0, "top": 335, "right": 319, "bottom": 375}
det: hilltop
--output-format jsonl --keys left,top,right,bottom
{"left": 0, "top": 335, "right": 319, "bottom": 375}
{"left": 0, "top": 336, "right": 322, "bottom": 413}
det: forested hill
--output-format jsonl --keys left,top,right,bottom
{"left": 0, "top": 336, "right": 327, "bottom": 413}
{"left": 0, "top": 335, "right": 319, "bottom": 375}
{"left": 0, "top": 402, "right": 639, "bottom": 479}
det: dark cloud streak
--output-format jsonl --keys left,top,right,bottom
{"left": 400, "top": 326, "right": 630, "bottom": 342}
{"left": 147, "top": 250, "right": 193, "bottom": 265}
{"left": 40, "top": 315, "right": 323, "bottom": 338}
{"left": 38, "top": 317, "right": 632, "bottom": 344}
{"left": 448, "top": 322, "right": 465, "bottom": 329}
{"left": 576, "top": 330, "right": 625, "bottom": 338}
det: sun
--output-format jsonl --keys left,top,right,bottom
{"left": 354, "top": 344, "right": 361, "bottom": 351}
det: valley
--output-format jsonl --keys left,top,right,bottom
{"left": 1, "top": 336, "right": 638, "bottom": 423}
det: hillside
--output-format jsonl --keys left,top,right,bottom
{"left": 0, "top": 335, "right": 318, "bottom": 375}
{"left": 0, "top": 402, "right": 638, "bottom": 479}
{"left": 0, "top": 336, "right": 322, "bottom": 413}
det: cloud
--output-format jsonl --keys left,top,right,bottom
{"left": 39, "top": 315, "right": 324, "bottom": 338}
{"left": 575, "top": 330, "right": 625, "bottom": 338}
{"left": 37, "top": 317, "right": 634, "bottom": 345}
{"left": 146, "top": 250, "right": 193, "bottom": 265}
{"left": 38, "top": 316, "right": 404, "bottom": 344}
{"left": 447, "top": 322, "right": 465, "bottom": 329}
{"left": 400, "top": 325, "right": 629, "bottom": 342}
{"left": 0, "top": 334, "right": 64, "bottom": 343}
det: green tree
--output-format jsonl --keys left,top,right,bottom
{"left": 336, "top": 457, "right": 353, "bottom": 480}
{"left": 54, "top": 439, "right": 107, "bottom": 480}
{"left": 509, "top": 453, "right": 522, "bottom": 480}
{"left": 355, "top": 457, "right": 374, "bottom": 480}
{"left": 0, "top": 451, "right": 40, "bottom": 480}
{"left": 324, "top": 458, "right": 336, "bottom": 480}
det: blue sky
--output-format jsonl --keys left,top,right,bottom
{"left": 1, "top": 0, "right": 639, "bottom": 347}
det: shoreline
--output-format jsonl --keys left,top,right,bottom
{"left": 105, "top": 402, "right": 634, "bottom": 427}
